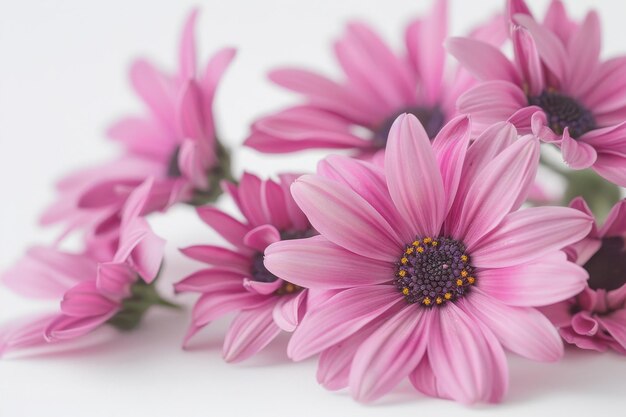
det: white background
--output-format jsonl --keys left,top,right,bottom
{"left": 1, "top": 0, "right": 625, "bottom": 415}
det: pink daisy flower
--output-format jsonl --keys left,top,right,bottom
{"left": 447, "top": 0, "right": 626, "bottom": 186}
{"left": 1, "top": 179, "right": 166, "bottom": 356}
{"left": 264, "top": 114, "right": 593, "bottom": 404}
{"left": 244, "top": 0, "right": 505, "bottom": 156}
{"left": 176, "top": 173, "right": 317, "bottom": 362}
{"left": 41, "top": 9, "right": 235, "bottom": 238}
{"left": 543, "top": 198, "right": 626, "bottom": 354}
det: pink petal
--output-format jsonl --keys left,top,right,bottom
{"left": 287, "top": 285, "right": 401, "bottom": 360}
{"left": 512, "top": 27, "right": 544, "bottom": 95}
{"left": 195, "top": 206, "right": 252, "bottom": 251}
{"left": 129, "top": 59, "right": 176, "bottom": 133}
{"left": 408, "top": 354, "right": 450, "bottom": 400}
{"left": 180, "top": 245, "right": 251, "bottom": 273}
{"left": 601, "top": 200, "right": 626, "bottom": 237}
{"left": 222, "top": 300, "right": 282, "bottom": 363}
{"left": 96, "top": 262, "right": 135, "bottom": 300}
{"left": 237, "top": 172, "right": 269, "bottom": 226}
{"left": 564, "top": 11, "right": 601, "bottom": 92}
{"left": 273, "top": 290, "right": 307, "bottom": 332}
{"left": 543, "top": 0, "right": 575, "bottom": 44}
{"left": 201, "top": 47, "right": 237, "bottom": 117}
{"left": 291, "top": 175, "right": 402, "bottom": 262}
{"left": 479, "top": 251, "right": 588, "bottom": 306}
{"left": 462, "top": 290, "right": 563, "bottom": 361}
{"left": 60, "top": 281, "right": 119, "bottom": 317}
{"left": 2, "top": 246, "right": 96, "bottom": 299}
{"left": 316, "top": 155, "right": 411, "bottom": 242}
{"left": 593, "top": 153, "right": 626, "bottom": 187}
{"left": 177, "top": 80, "right": 209, "bottom": 142}
{"left": 44, "top": 314, "right": 113, "bottom": 342}
{"left": 178, "top": 8, "right": 198, "bottom": 80}
{"left": 243, "top": 225, "right": 281, "bottom": 253}
{"left": 277, "top": 174, "right": 309, "bottom": 231}
{"left": 261, "top": 179, "right": 292, "bottom": 231}
{"left": 445, "top": 37, "right": 520, "bottom": 84}
{"left": 431, "top": 115, "right": 471, "bottom": 213}
{"left": 0, "top": 314, "right": 55, "bottom": 356}
{"left": 560, "top": 129, "right": 597, "bottom": 169}
{"left": 514, "top": 14, "right": 568, "bottom": 84}
{"left": 178, "top": 139, "right": 212, "bottom": 190}
{"left": 349, "top": 305, "right": 431, "bottom": 402}
{"left": 571, "top": 311, "right": 599, "bottom": 336}
{"left": 454, "top": 136, "right": 539, "bottom": 248}
{"left": 457, "top": 81, "right": 527, "bottom": 133}
{"left": 243, "top": 278, "right": 283, "bottom": 295}
{"left": 265, "top": 236, "right": 394, "bottom": 289}
{"left": 316, "top": 316, "right": 385, "bottom": 391}
{"left": 471, "top": 206, "right": 593, "bottom": 268}
{"left": 597, "top": 310, "right": 626, "bottom": 351}
{"left": 428, "top": 303, "right": 508, "bottom": 404}
{"left": 405, "top": 0, "right": 447, "bottom": 104}
{"left": 174, "top": 269, "right": 246, "bottom": 293}
{"left": 385, "top": 114, "right": 446, "bottom": 237}
{"left": 191, "top": 291, "right": 267, "bottom": 327}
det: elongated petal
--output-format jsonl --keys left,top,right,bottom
{"left": 472, "top": 206, "right": 593, "bottom": 268}
{"left": 222, "top": 300, "right": 282, "bottom": 363}
{"left": 273, "top": 291, "right": 307, "bottom": 332}
{"left": 265, "top": 236, "right": 394, "bottom": 290}
{"left": 561, "top": 129, "right": 597, "bottom": 169}
{"left": 178, "top": 9, "right": 198, "bottom": 80}
{"left": 291, "top": 176, "right": 402, "bottom": 261}
{"left": 44, "top": 314, "right": 113, "bottom": 342}
{"left": 191, "top": 292, "right": 267, "bottom": 327}
{"left": 287, "top": 285, "right": 400, "bottom": 360}
{"left": 385, "top": 114, "right": 445, "bottom": 237}
{"left": 61, "top": 281, "right": 119, "bottom": 317}
{"left": 462, "top": 290, "right": 563, "bottom": 361}
{"left": 512, "top": 27, "right": 544, "bottom": 95}
{"left": 479, "top": 251, "right": 588, "bottom": 306}
{"left": 350, "top": 305, "right": 431, "bottom": 402}
{"left": 244, "top": 225, "right": 281, "bottom": 253}
{"left": 454, "top": 136, "right": 539, "bottom": 247}
{"left": 428, "top": 303, "right": 508, "bottom": 404}
{"left": 174, "top": 269, "right": 246, "bottom": 293}
{"left": 446, "top": 37, "right": 520, "bottom": 84}
{"left": 196, "top": 206, "right": 251, "bottom": 250}
{"left": 597, "top": 310, "right": 626, "bottom": 351}
{"left": 565, "top": 11, "right": 601, "bottom": 91}
{"left": 180, "top": 245, "right": 251, "bottom": 273}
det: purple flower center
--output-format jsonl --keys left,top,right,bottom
{"left": 373, "top": 106, "right": 445, "bottom": 148}
{"left": 528, "top": 90, "right": 596, "bottom": 138}
{"left": 394, "top": 236, "right": 476, "bottom": 307}
{"left": 250, "top": 229, "right": 315, "bottom": 295}
{"left": 167, "top": 146, "right": 182, "bottom": 178}
{"left": 584, "top": 236, "right": 626, "bottom": 292}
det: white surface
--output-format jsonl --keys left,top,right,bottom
{"left": 1, "top": 0, "right": 625, "bottom": 415}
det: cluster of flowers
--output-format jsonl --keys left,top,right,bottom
{"left": 2, "top": 0, "right": 626, "bottom": 405}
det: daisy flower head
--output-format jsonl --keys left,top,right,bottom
{"left": 41, "top": 9, "right": 235, "bottom": 240}
{"left": 447, "top": 0, "right": 626, "bottom": 186}
{"left": 543, "top": 198, "right": 626, "bottom": 354}
{"left": 1, "top": 179, "right": 167, "bottom": 356}
{"left": 264, "top": 114, "right": 593, "bottom": 404}
{"left": 176, "top": 173, "right": 318, "bottom": 362}
{"left": 245, "top": 0, "right": 506, "bottom": 157}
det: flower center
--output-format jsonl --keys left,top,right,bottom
{"left": 528, "top": 90, "right": 595, "bottom": 138}
{"left": 373, "top": 106, "right": 445, "bottom": 148}
{"left": 167, "top": 146, "right": 182, "bottom": 178}
{"left": 250, "top": 229, "right": 314, "bottom": 295}
{"left": 584, "top": 237, "right": 626, "bottom": 292}
{"left": 394, "top": 236, "right": 476, "bottom": 307}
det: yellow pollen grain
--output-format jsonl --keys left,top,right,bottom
{"left": 402, "top": 287, "right": 410, "bottom": 296}
{"left": 398, "top": 270, "right": 407, "bottom": 277}
{"left": 405, "top": 247, "right": 414, "bottom": 255}
{"left": 401, "top": 257, "right": 408, "bottom": 265}
{"left": 423, "top": 297, "right": 431, "bottom": 306}
{"left": 285, "top": 283, "right": 295, "bottom": 293}
{"left": 412, "top": 240, "right": 421, "bottom": 246}
{"left": 461, "top": 270, "right": 468, "bottom": 278}
{"left": 456, "top": 279, "right": 463, "bottom": 286}
{"left": 416, "top": 246, "right": 424, "bottom": 253}
{"left": 461, "top": 255, "right": 468, "bottom": 262}
{"left": 423, "top": 237, "right": 432, "bottom": 244}
{"left": 431, "top": 241, "right": 438, "bottom": 246}
{"left": 468, "top": 276, "right": 476, "bottom": 284}
{"left": 436, "top": 297, "right": 443, "bottom": 305}
{"left": 444, "top": 292, "right": 452, "bottom": 300}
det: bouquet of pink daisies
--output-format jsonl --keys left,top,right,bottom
{"left": 2, "top": 0, "right": 626, "bottom": 406}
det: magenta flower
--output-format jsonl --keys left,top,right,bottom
{"left": 447, "top": 0, "right": 626, "bottom": 186}
{"left": 41, "top": 9, "right": 235, "bottom": 238}
{"left": 1, "top": 180, "right": 166, "bottom": 356}
{"left": 176, "top": 173, "right": 317, "bottom": 362}
{"left": 543, "top": 198, "right": 626, "bottom": 354}
{"left": 264, "top": 114, "right": 593, "bottom": 404}
{"left": 244, "top": 0, "right": 505, "bottom": 156}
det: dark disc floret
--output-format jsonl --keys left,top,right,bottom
{"left": 373, "top": 106, "right": 445, "bottom": 147}
{"left": 528, "top": 89, "right": 596, "bottom": 138}
{"left": 394, "top": 236, "right": 476, "bottom": 307}
{"left": 584, "top": 236, "right": 626, "bottom": 292}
